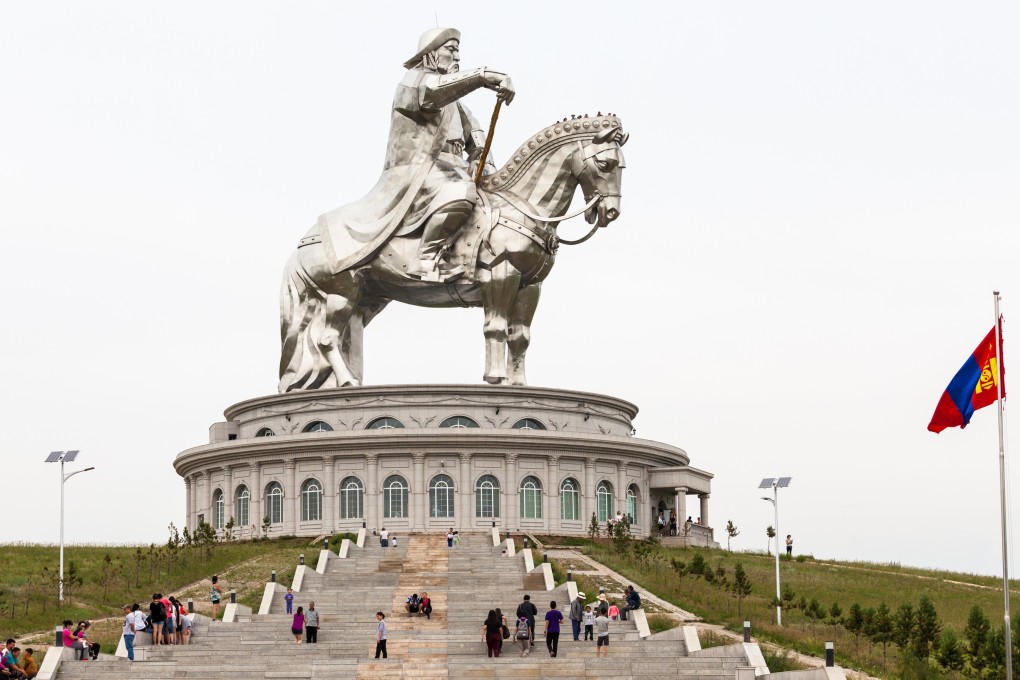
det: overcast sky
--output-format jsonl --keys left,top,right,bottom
{"left": 2, "top": 1, "right": 1018, "bottom": 578}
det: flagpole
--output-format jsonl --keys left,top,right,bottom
{"left": 994, "top": 290, "right": 1012, "bottom": 680}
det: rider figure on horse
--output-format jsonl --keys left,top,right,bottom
{"left": 328, "top": 28, "right": 515, "bottom": 282}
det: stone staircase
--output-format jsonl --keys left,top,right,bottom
{"left": 53, "top": 533, "right": 759, "bottom": 678}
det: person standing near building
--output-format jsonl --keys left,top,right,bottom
{"left": 543, "top": 601, "right": 563, "bottom": 657}
{"left": 375, "top": 612, "right": 388, "bottom": 658}
{"left": 569, "top": 592, "right": 585, "bottom": 641}
{"left": 210, "top": 576, "right": 223, "bottom": 622}
{"left": 380, "top": 527, "right": 389, "bottom": 548}
{"left": 121, "top": 604, "right": 137, "bottom": 662}
{"left": 305, "top": 601, "right": 319, "bottom": 643}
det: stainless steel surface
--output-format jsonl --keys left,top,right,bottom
{"left": 279, "top": 31, "right": 627, "bottom": 391}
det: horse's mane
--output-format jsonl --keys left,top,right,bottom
{"left": 480, "top": 114, "right": 624, "bottom": 193}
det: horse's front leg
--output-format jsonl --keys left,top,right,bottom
{"left": 479, "top": 261, "right": 521, "bottom": 384}
{"left": 319, "top": 290, "right": 362, "bottom": 388}
{"left": 507, "top": 282, "right": 541, "bottom": 386}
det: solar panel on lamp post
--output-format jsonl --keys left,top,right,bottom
{"left": 45, "top": 451, "right": 95, "bottom": 603}
{"left": 759, "top": 477, "right": 792, "bottom": 626}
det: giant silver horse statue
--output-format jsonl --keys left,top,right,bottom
{"left": 279, "top": 28, "right": 628, "bottom": 392}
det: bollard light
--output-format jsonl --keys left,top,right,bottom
{"left": 299, "top": 553, "right": 305, "bottom": 565}
{"left": 599, "top": 586, "right": 605, "bottom": 594}
{"left": 524, "top": 537, "right": 529, "bottom": 549}
{"left": 230, "top": 589, "right": 236, "bottom": 604}
{"left": 825, "top": 642, "right": 834, "bottom": 667}
{"left": 567, "top": 570, "right": 573, "bottom": 582}
{"left": 324, "top": 539, "right": 329, "bottom": 551}
{"left": 271, "top": 570, "right": 277, "bottom": 583}
{"left": 187, "top": 598, "right": 194, "bottom": 613}
{"left": 362, "top": 521, "right": 366, "bottom": 529}
{"left": 743, "top": 621, "right": 751, "bottom": 642}
{"left": 543, "top": 552, "right": 548, "bottom": 563}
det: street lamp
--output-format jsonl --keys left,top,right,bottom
{"left": 45, "top": 451, "right": 95, "bottom": 603}
{"left": 759, "top": 476, "right": 792, "bottom": 626}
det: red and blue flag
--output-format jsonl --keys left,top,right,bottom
{"left": 928, "top": 320, "right": 1005, "bottom": 433}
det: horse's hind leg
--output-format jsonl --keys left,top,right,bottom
{"left": 319, "top": 291, "right": 362, "bottom": 388}
{"left": 507, "top": 282, "right": 540, "bottom": 386}
{"left": 479, "top": 261, "right": 521, "bottom": 384}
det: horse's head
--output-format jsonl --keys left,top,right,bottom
{"left": 576, "top": 123, "right": 629, "bottom": 228}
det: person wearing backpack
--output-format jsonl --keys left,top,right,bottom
{"left": 149, "top": 594, "right": 167, "bottom": 646}
{"left": 515, "top": 594, "right": 538, "bottom": 647}
{"left": 514, "top": 615, "right": 532, "bottom": 657}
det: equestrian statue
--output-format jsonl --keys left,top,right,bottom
{"left": 279, "top": 27, "right": 628, "bottom": 391}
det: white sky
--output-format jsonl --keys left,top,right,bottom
{"left": 2, "top": 1, "right": 1018, "bottom": 576}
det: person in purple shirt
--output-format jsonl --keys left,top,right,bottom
{"left": 543, "top": 601, "right": 564, "bottom": 657}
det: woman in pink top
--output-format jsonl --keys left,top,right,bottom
{"left": 62, "top": 620, "right": 86, "bottom": 660}
{"left": 291, "top": 606, "right": 305, "bottom": 644}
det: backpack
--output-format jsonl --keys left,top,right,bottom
{"left": 516, "top": 617, "right": 530, "bottom": 639}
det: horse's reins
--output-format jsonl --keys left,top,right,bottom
{"left": 476, "top": 112, "right": 610, "bottom": 247}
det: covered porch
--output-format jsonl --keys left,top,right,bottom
{"left": 648, "top": 465, "right": 718, "bottom": 548}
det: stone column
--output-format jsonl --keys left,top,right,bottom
{"left": 324, "top": 455, "right": 336, "bottom": 533}
{"left": 459, "top": 453, "right": 472, "bottom": 529}
{"left": 250, "top": 463, "right": 261, "bottom": 536}
{"left": 205, "top": 470, "right": 215, "bottom": 526}
{"left": 285, "top": 461, "right": 297, "bottom": 534}
{"left": 699, "top": 493, "right": 710, "bottom": 527}
{"left": 675, "top": 486, "right": 688, "bottom": 527}
{"left": 223, "top": 466, "right": 234, "bottom": 528}
{"left": 412, "top": 453, "right": 426, "bottom": 531}
{"left": 548, "top": 456, "right": 560, "bottom": 534}
{"left": 616, "top": 463, "right": 626, "bottom": 520}
{"left": 584, "top": 460, "right": 596, "bottom": 526}
{"left": 365, "top": 455, "right": 379, "bottom": 531}
{"left": 185, "top": 477, "right": 192, "bottom": 534}
{"left": 505, "top": 453, "right": 518, "bottom": 531}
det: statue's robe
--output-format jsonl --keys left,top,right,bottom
{"left": 320, "top": 69, "right": 484, "bottom": 274}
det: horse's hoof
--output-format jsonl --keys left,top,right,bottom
{"left": 482, "top": 374, "right": 504, "bottom": 385}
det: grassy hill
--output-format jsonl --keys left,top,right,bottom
{"left": 0, "top": 534, "right": 315, "bottom": 651}
{"left": 541, "top": 535, "right": 1018, "bottom": 679}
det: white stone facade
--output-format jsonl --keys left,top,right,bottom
{"left": 174, "top": 385, "right": 716, "bottom": 544}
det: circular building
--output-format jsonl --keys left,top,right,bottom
{"left": 174, "top": 384, "right": 717, "bottom": 545}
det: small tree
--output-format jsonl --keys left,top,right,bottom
{"left": 910, "top": 596, "right": 941, "bottom": 659}
{"left": 935, "top": 629, "right": 964, "bottom": 670}
{"left": 827, "top": 602, "right": 842, "bottom": 627}
{"left": 870, "top": 602, "right": 894, "bottom": 665}
{"left": 731, "top": 562, "right": 752, "bottom": 617}
{"left": 964, "top": 604, "right": 990, "bottom": 665}
{"left": 587, "top": 512, "right": 600, "bottom": 542}
{"left": 725, "top": 520, "right": 739, "bottom": 550}
{"left": 98, "top": 553, "right": 122, "bottom": 602}
{"left": 688, "top": 553, "right": 707, "bottom": 578}
{"left": 261, "top": 516, "right": 272, "bottom": 539}
{"left": 612, "top": 515, "right": 632, "bottom": 552}
{"left": 892, "top": 603, "right": 915, "bottom": 650}
{"left": 844, "top": 603, "right": 865, "bottom": 636}
{"left": 781, "top": 582, "right": 796, "bottom": 609}
{"left": 224, "top": 516, "right": 236, "bottom": 542}
{"left": 64, "top": 561, "right": 83, "bottom": 602}
{"left": 766, "top": 525, "right": 776, "bottom": 555}
{"left": 670, "top": 558, "right": 688, "bottom": 593}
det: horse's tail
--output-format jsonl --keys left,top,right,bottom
{"left": 278, "top": 251, "right": 332, "bottom": 392}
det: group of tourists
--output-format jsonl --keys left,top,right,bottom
{"left": 657, "top": 511, "right": 703, "bottom": 537}
{"left": 480, "top": 588, "right": 641, "bottom": 659}
{"left": 403, "top": 592, "right": 433, "bottom": 619}
{"left": 288, "top": 598, "right": 320, "bottom": 644}
{"left": 0, "top": 639, "right": 36, "bottom": 679}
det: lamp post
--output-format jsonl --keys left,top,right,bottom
{"left": 759, "top": 477, "right": 792, "bottom": 626}
{"left": 45, "top": 451, "right": 95, "bottom": 603}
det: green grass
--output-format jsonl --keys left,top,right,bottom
{"left": 0, "top": 537, "right": 310, "bottom": 650}
{"left": 569, "top": 540, "right": 1018, "bottom": 679}
{"left": 646, "top": 613, "right": 678, "bottom": 634}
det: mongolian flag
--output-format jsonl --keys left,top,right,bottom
{"left": 928, "top": 320, "right": 1005, "bottom": 433}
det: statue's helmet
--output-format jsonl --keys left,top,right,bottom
{"left": 403, "top": 27, "right": 461, "bottom": 69}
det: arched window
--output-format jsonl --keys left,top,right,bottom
{"left": 519, "top": 476, "right": 543, "bottom": 519}
{"left": 212, "top": 489, "right": 225, "bottom": 530}
{"left": 301, "top": 479, "right": 322, "bottom": 522}
{"left": 475, "top": 475, "right": 500, "bottom": 518}
{"left": 439, "top": 416, "right": 479, "bottom": 428}
{"left": 383, "top": 475, "right": 409, "bottom": 518}
{"left": 429, "top": 474, "right": 455, "bottom": 518}
{"left": 340, "top": 476, "right": 364, "bottom": 519}
{"left": 597, "top": 481, "right": 613, "bottom": 523}
{"left": 627, "top": 485, "right": 639, "bottom": 524}
{"left": 367, "top": 417, "right": 404, "bottom": 429}
{"left": 560, "top": 478, "right": 580, "bottom": 521}
{"left": 234, "top": 485, "right": 250, "bottom": 527}
{"left": 511, "top": 418, "right": 546, "bottom": 430}
{"left": 303, "top": 421, "right": 333, "bottom": 433}
{"left": 255, "top": 427, "right": 275, "bottom": 437}
{"left": 265, "top": 482, "right": 283, "bottom": 524}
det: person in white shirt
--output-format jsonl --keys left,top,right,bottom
{"left": 380, "top": 527, "right": 389, "bottom": 548}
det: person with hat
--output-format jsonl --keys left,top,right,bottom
{"left": 569, "top": 591, "right": 586, "bottom": 641}
{"left": 320, "top": 27, "right": 517, "bottom": 283}
{"left": 121, "top": 604, "right": 137, "bottom": 661}
{"left": 596, "top": 592, "right": 609, "bottom": 617}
